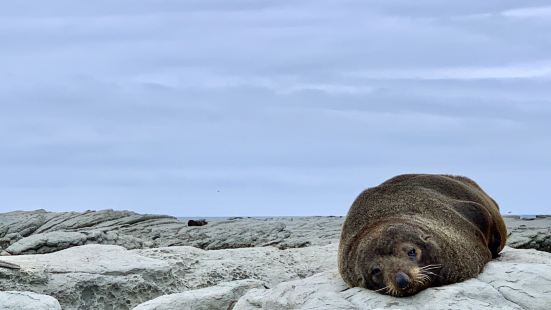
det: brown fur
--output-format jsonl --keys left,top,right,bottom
{"left": 338, "top": 174, "right": 507, "bottom": 296}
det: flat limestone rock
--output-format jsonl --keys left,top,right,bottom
{"left": 1, "top": 242, "right": 550, "bottom": 310}
{"left": 233, "top": 247, "right": 551, "bottom": 310}
{"left": 134, "top": 242, "right": 337, "bottom": 289}
{"left": 132, "top": 279, "right": 266, "bottom": 310}
{"left": 5, "top": 231, "right": 88, "bottom": 255}
{"left": 0, "top": 210, "right": 178, "bottom": 255}
{"left": 4, "top": 230, "right": 147, "bottom": 255}
{"left": 2, "top": 244, "right": 170, "bottom": 274}
{"left": 0, "top": 245, "right": 174, "bottom": 309}
{"left": 0, "top": 210, "right": 343, "bottom": 255}
{"left": 0, "top": 291, "right": 61, "bottom": 310}
{"left": 169, "top": 217, "right": 342, "bottom": 250}
{"left": 0, "top": 243, "right": 337, "bottom": 309}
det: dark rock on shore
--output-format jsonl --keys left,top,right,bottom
{"left": 188, "top": 219, "right": 208, "bottom": 226}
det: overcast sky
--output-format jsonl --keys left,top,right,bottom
{"left": 1, "top": 1, "right": 550, "bottom": 216}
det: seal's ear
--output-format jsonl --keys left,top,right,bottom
{"left": 421, "top": 235, "right": 438, "bottom": 253}
{"left": 419, "top": 235, "right": 441, "bottom": 265}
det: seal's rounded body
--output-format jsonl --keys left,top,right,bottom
{"left": 338, "top": 174, "right": 507, "bottom": 296}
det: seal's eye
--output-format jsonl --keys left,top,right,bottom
{"left": 407, "top": 249, "right": 416, "bottom": 260}
{"left": 371, "top": 267, "right": 381, "bottom": 276}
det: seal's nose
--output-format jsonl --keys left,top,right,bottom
{"left": 395, "top": 271, "right": 410, "bottom": 289}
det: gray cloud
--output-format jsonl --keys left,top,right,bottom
{"left": 0, "top": 1, "right": 550, "bottom": 215}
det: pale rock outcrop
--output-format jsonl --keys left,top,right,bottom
{"left": 233, "top": 247, "right": 551, "bottom": 310}
{"left": 0, "top": 245, "right": 172, "bottom": 309}
{"left": 0, "top": 243, "right": 337, "bottom": 309}
{"left": 132, "top": 279, "right": 265, "bottom": 310}
{"left": 0, "top": 210, "right": 177, "bottom": 255}
{"left": 2, "top": 243, "right": 550, "bottom": 309}
{"left": 0, "top": 210, "right": 343, "bottom": 255}
{"left": 0, "top": 291, "right": 61, "bottom": 310}
{"left": 4, "top": 230, "right": 148, "bottom": 255}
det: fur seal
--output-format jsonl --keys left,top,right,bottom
{"left": 338, "top": 174, "right": 507, "bottom": 296}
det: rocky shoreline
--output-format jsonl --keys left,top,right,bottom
{"left": 1, "top": 210, "right": 550, "bottom": 309}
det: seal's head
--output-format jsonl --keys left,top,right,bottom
{"left": 353, "top": 222, "right": 442, "bottom": 296}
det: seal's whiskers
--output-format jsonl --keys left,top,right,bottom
{"left": 374, "top": 286, "right": 389, "bottom": 292}
{"left": 419, "top": 264, "right": 441, "bottom": 271}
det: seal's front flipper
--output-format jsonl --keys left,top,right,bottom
{"left": 451, "top": 200, "right": 503, "bottom": 257}
{"left": 451, "top": 201, "right": 491, "bottom": 234}
{"left": 0, "top": 260, "right": 20, "bottom": 269}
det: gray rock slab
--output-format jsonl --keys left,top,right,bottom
{"left": 134, "top": 242, "right": 337, "bottom": 288}
{"left": 132, "top": 279, "right": 266, "bottom": 310}
{"left": 0, "top": 245, "right": 174, "bottom": 309}
{"left": 2, "top": 210, "right": 551, "bottom": 256}
{"left": 0, "top": 209, "right": 179, "bottom": 255}
{"left": 5, "top": 231, "right": 88, "bottom": 255}
{"left": 234, "top": 247, "right": 551, "bottom": 310}
{"left": 0, "top": 291, "right": 61, "bottom": 310}
{"left": 0, "top": 243, "right": 337, "bottom": 309}
{"left": 0, "top": 211, "right": 344, "bottom": 255}
{"left": 4, "top": 230, "right": 148, "bottom": 255}
{"left": 1, "top": 241, "right": 550, "bottom": 310}
{"left": 168, "top": 216, "right": 342, "bottom": 250}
